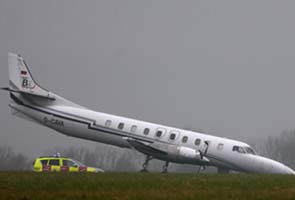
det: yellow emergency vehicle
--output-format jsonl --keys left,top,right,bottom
{"left": 32, "top": 156, "right": 104, "bottom": 173}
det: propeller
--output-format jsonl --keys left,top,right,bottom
{"left": 204, "top": 141, "right": 209, "bottom": 155}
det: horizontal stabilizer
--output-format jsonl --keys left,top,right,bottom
{"left": 1, "top": 87, "right": 55, "bottom": 100}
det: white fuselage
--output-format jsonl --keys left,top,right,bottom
{"left": 9, "top": 93, "right": 295, "bottom": 174}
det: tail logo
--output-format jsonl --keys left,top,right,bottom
{"left": 17, "top": 56, "right": 35, "bottom": 89}
{"left": 21, "top": 76, "right": 35, "bottom": 90}
{"left": 22, "top": 78, "right": 29, "bottom": 88}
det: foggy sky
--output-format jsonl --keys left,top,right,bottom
{"left": 1, "top": 0, "right": 295, "bottom": 157}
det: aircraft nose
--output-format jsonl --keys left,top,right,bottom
{"left": 273, "top": 162, "right": 295, "bottom": 175}
{"left": 284, "top": 166, "right": 295, "bottom": 175}
{"left": 256, "top": 156, "right": 295, "bottom": 174}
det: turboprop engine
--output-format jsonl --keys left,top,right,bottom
{"left": 151, "top": 142, "right": 210, "bottom": 163}
{"left": 126, "top": 138, "right": 210, "bottom": 164}
{"left": 177, "top": 146, "right": 203, "bottom": 159}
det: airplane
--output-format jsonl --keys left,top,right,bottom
{"left": 2, "top": 52, "right": 294, "bottom": 174}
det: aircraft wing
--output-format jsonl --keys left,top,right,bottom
{"left": 124, "top": 137, "right": 168, "bottom": 156}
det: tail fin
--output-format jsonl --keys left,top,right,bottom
{"left": 7, "top": 53, "right": 55, "bottom": 100}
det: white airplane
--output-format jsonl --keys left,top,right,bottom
{"left": 2, "top": 53, "right": 294, "bottom": 174}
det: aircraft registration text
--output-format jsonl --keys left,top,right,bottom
{"left": 43, "top": 117, "right": 64, "bottom": 127}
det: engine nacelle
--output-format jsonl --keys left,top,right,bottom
{"left": 150, "top": 142, "right": 210, "bottom": 163}
{"left": 125, "top": 137, "right": 210, "bottom": 163}
{"left": 177, "top": 146, "right": 201, "bottom": 159}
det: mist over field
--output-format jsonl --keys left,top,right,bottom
{"left": 1, "top": 0, "right": 295, "bottom": 172}
{"left": 1, "top": 130, "right": 295, "bottom": 172}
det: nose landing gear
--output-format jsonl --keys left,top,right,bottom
{"left": 162, "top": 161, "right": 169, "bottom": 173}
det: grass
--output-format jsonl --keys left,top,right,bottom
{"left": 0, "top": 172, "right": 295, "bottom": 200}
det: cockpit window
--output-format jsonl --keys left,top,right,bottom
{"left": 245, "top": 147, "right": 257, "bottom": 155}
{"left": 232, "top": 146, "right": 246, "bottom": 154}
{"left": 232, "top": 146, "right": 257, "bottom": 155}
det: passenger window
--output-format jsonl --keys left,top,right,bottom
{"left": 105, "top": 120, "right": 112, "bottom": 127}
{"left": 155, "top": 128, "right": 166, "bottom": 138}
{"left": 170, "top": 133, "right": 176, "bottom": 140}
{"left": 217, "top": 143, "right": 224, "bottom": 151}
{"left": 143, "top": 128, "right": 150, "bottom": 135}
{"left": 49, "top": 159, "right": 60, "bottom": 166}
{"left": 182, "top": 136, "right": 188, "bottom": 143}
{"left": 169, "top": 130, "right": 180, "bottom": 141}
{"left": 131, "top": 125, "right": 137, "bottom": 133}
{"left": 118, "top": 122, "right": 124, "bottom": 130}
{"left": 156, "top": 130, "right": 162, "bottom": 137}
{"left": 194, "top": 138, "right": 201, "bottom": 146}
{"left": 40, "top": 159, "right": 48, "bottom": 165}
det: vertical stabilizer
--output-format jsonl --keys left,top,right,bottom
{"left": 8, "top": 53, "right": 54, "bottom": 99}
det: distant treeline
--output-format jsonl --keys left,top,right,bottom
{"left": 0, "top": 146, "right": 32, "bottom": 171}
{"left": 1, "top": 130, "right": 295, "bottom": 171}
{"left": 262, "top": 130, "right": 295, "bottom": 168}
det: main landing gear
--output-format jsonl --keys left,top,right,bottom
{"left": 140, "top": 156, "right": 170, "bottom": 173}
{"left": 140, "top": 155, "right": 153, "bottom": 172}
